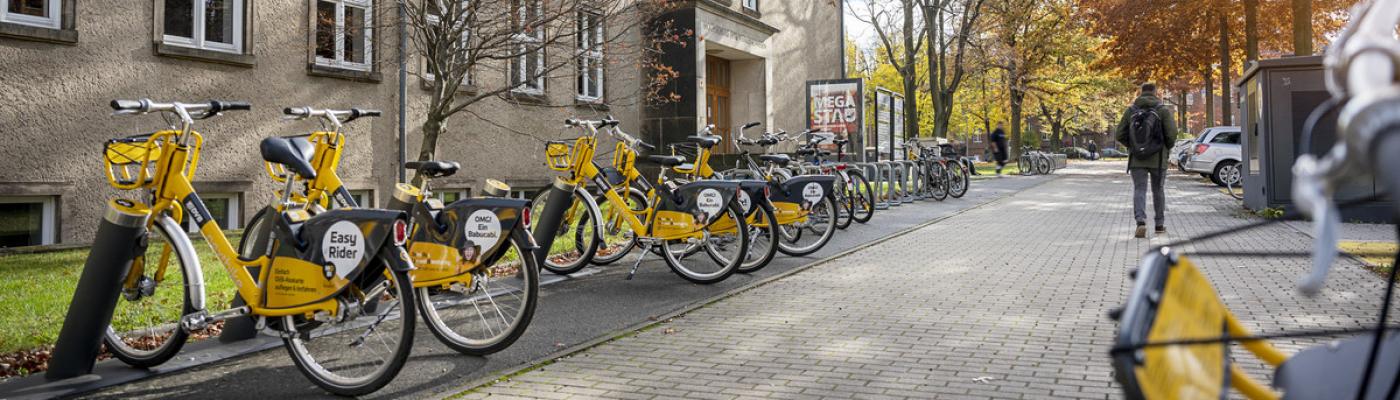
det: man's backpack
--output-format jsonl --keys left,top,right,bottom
{"left": 1126, "top": 105, "right": 1165, "bottom": 159}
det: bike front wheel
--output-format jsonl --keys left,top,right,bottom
{"left": 1036, "top": 155, "right": 1052, "bottom": 175}
{"left": 418, "top": 232, "right": 539, "bottom": 356}
{"left": 949, "top": 161, "right": 970, "bottom": 199}
{"left": 105, "top": 215, "right": 194, "bottom": 368}
{"left": 732, "top": 199, "right": 779, "bottom": 274}
{"left": 927, "top": 162, "right": 949, "bottom": 201}
{"left": 591, "top": 187, "right": 648, "bottom": 266}
{"left": 283, "top": 250, "right": 416, "bottom": 396}
{"left": 530, "top": 187, "right": 601, "bottom": 275}
{"left": 848, "top": 171, "right": 875, "bottom": 223}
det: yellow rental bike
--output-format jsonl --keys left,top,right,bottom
{"left": 239, "top": 106, "right": 539, "bottom": 356}
{"left": 102, "top": 99, "right": 415, "bottom": 396}
{"left": 679, "top": 124, "right": 839, "bottom": 258}
{"left": 532, "top": 118, "right": 749, "bottom": 284}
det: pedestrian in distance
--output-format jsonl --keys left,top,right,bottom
{"left": 989, "top": 123, "right": 1009, "bottom": 175}
{"left": 1115, "top": 83, "right": 1178, "bottom": 238}
{"left": 1086, "top": 141, "right": 1099, "bottom": 161}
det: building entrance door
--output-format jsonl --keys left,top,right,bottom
{"left": 705, "top": 57, "right": 732, "bottom": 153}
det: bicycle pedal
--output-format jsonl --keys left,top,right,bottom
{"left": 180, "top": 310, "right": 211, "bottom": 331}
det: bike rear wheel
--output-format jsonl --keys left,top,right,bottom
{"left": 283, "top": 251, "right": 416, "bottom": 396}
{"left": 732, "top": 199, "right": 779, "bottom": 274}
{"left": 777, "top": 195, "right": 837, "bottom": 256}
{"left": 927, "top": 162, "right": 949, "bottom": 201}
{"left": 662, "top": 202, "right": 747, "bottom": 284}
{"left": 105, "top": 215, "right": 193, "bottom": 368}
{"left": 1036, "top": 155, "right": 1052, "bottom": 175}
{"left": 949, "top": 161, "right": 970, "bottom": 199}
{"left": 418, "top": 233, "right": 538, "bottom": 356}
{"left": 833, "top": 174, "right": 853, "bottom": 229}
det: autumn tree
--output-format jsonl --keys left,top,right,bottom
{"left": 852, "top": 0, "right": 927, "bottom": 143}
{"left": 921, "top": 0, "right": 987, "bottom": 139}
{"left": 983, "top": 0, "right": 1073, "bottom": 157}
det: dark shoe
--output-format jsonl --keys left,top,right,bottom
{"left": 1134, "top": 224, "right": 1147, "bottom": 238}
{"left": 1155, "top": 226, "right": 1167, "bottom": 234}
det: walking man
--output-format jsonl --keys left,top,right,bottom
{"left": 1116, "top": 83, "right": 1178, "bottom": 238}
{"left": 990, "top": 123, "right": 1009, "bottom": 175}
{"left": 1086, "top": 141, "right": 1099, "bottom": 160}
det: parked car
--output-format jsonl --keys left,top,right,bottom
{"left": 1101, "top": 148, "right": 1128, "bottom": 158}
{"left": 1062, "top": 146, "right": 1091, "bottom": 159}
{"left": 1182, "top": 126, "right": 1242, "bottom": 187}
{"left": 1168, "top": 137, "right": 1196, "bottom": 171}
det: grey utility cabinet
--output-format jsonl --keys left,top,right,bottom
{"left": 1237, "top": 55, "right": 1393, "bottom": 222}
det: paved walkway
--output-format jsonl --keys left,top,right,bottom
{"left": 461, "top": 161, "right": 1397, "bottom": 399}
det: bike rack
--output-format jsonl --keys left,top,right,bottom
{"left": 899, "top": 161, "right": 918, "bottom": 202}
{"left": 856, "top": 163, "right": 890, "bottom": 210}
{"left": 879, "top": 161, "right": 901, "bottom": 206}
{"left": 48, "top": 202, "right": 151, "bottom": 379}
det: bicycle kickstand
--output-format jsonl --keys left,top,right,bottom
{"left": 627, "top": 240, "right": 653, "bottom": 280}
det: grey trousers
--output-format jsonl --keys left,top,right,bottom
{"left": 1130, "top": 168, "right": 1166, "bottom": 225}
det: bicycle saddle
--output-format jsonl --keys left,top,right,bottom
{"left": 404, "top": 160, "right": 460, "bottom": 178}
{"left": 796, "top": 148, "right": 816, "bottom": 156}
{"left": 759, "top": 154, "right": 792, "bottom": 166}
{"left": 1271, "top": 333, "right": 1400, "bottom": 400}
{"left": 834, "top": 139, "right": 849, "bottom": 147}
{"left": 647, "top": 155, "right": 687, "bottom": 167}
{"left": 685, "top": 135, "right": 722, "bottom": 149}
{"left": 259, "top": 136, "right": 317, "bottom": 179}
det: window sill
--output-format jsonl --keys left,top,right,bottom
{"left": 574, "top": 98, "right": 609, "bottom": 110}
{"left": 308, "top": 63, "right": 382, "bottom": 83}
{"left": 505, "top": 91, "right": 549, "bottom": 106}
{"left": 155, "top": 43, "right": 255, "bottom": 67}
{"left": 419, "top": 77, "right": 477, "bottom": 95}
{"left": 0, "top": 23, "right": 77, "bottom": 44}
{"left": 741, "top": 7, "right": 761, "bottom": 18}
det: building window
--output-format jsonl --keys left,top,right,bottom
{"left": 1, "top": 0, "right": 58, "bottom": 29}
{"left": 0, "top": 196, "right": 56, "bottom": 247}
{"left": 186, "top": 193, "right": 240, "bottom": 232}
{"left": 315, "top": 0, "right": 373, "bottom": 71}
{"left": 162, "top": 0, "right": 244, "bottom": 54}
{"left": 741, "top": 0, "right": 757, "bottom": 12}
{"left": 576, "top": 10, "right": 603, "bottom": 102}
{"left": 436, "top": 188, "right": 469, "bottom": 204}
{"left": 350, "top": 190, "right": 374, "bottom": 207}
{"left": 423, "top": 3, "right": 471, "bottom": 87}
{"left": 510, "top": 0, "right": 544, "bottom": 95}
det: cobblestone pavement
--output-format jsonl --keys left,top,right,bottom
{"left": 462, "top": 161, "right": 1397, "bottom": 400}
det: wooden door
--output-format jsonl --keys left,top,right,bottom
{"left": 705, "top": 58, "right": 732, "bottom": 153}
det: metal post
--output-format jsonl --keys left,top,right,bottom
{"left": 48, "top": 201, "right": 149, "bottom": 380}
{"left": 531, "top": 178, "right": 579, "bottom": 266}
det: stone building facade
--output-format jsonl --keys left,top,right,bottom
{"left": 0, "top": 0, "right": 841, "bottom": 248}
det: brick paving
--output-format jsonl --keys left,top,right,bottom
{"left": 461, "top": 161, "right": 1397, "bottom": 400}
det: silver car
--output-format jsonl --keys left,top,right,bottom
{"left": 1182, "top": 126, "right": 1242, "bottom": 187}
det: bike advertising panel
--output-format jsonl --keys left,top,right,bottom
{"left": 806, "top": 79, "right": 864, "bottom": 159}
{"left": 876, "top": 88, "right": 892, "bottom": 161}
{"left": 892, "top": 93, "right": 905, "bottom": 160}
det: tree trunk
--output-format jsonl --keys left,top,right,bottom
{"left": 413, "top": 118, "right": 443, "bottom": 184}
{"left": 926, "top": 3, "right": 943, "bottom": 138}
{"left": 1292, "top": 0, "right": 1313, "bottom": 56}
{"left": 1244, "top": 0, "right": 1259, "bottom": 62}
{"left": 901, "top": 0, "right": 920, "bottom": 153}
{"left": 1219, "top": 13, "right": 1233, "bottom": 126}
{"left": 1177, "top": 91, "right": 1188, "bottom": 134}
{"left": 1204, "top": 70, "right": 1215, "bottom": 127}
{"left": 1009, "top": 82, "right": 1024, "bottom": 159}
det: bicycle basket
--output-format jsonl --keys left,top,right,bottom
{"left": 612, "top": 141, "right": 635, "bottom": 171}
{"left": 545, "top": 140, "right": 574, "bottom": 171}
{"left": 103, "top": 133, "right": 167, "bottom": 190}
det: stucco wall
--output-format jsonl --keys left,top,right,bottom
{"left": 760, "top": 1, "right": 843, "bottom": 138}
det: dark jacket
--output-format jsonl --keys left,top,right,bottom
{"left": 1115, "top": 95, "right": 1178, "bottom": 169}
{"left": 989, "top": 128, "right": 1008, "bottom": 162}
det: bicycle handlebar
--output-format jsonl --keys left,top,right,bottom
{"left": 111, "top": 99, "right": 251, "bottom": 118}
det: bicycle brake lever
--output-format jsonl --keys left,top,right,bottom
{"left": 1293, "top": 153, "right": 1340, "bottom": 296}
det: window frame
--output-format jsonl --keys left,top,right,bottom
{"left": 510, "top": 0, "right": 545, "bottom": 95}
{"left": 313, "top": 0, "right": 375, "bottom": 72}
{"left": 1, "top": 0, "right": 59, "bottom": 29}
{"left": 185, "top": 193, "right": 241, "bottom": 233}
{"left": 435, "top": 188, "right": 470, "bottom": 204}
{"left": 0, "top": 196, "right": 57, "bottom": 247}
{"left": 575, "top": 9, "right": 604, "bottom": 102}
{"left": 350, "top": 189, "right": 375, "bottom": 208}
{"left": 423, "top": 4, "right": 473, "bottom": 89}
{"left": 161, "top": 0, "right": 246, "bottom": 54}
{"left": 741, "top": 0, "right": 758, "bottom": 12}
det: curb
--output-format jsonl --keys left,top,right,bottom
{"left": 433, "top": 175, "right": 1061, "bottom": 399}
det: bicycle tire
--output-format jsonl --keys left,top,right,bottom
{"left": 949, "top": 160, "right": 970, "bottom": 199}
{"left": 776, "top": 195, "right": 837, "bottom": 256}
{"left": 733, "top": 198, "right": 779, "bottom": 273}
{"left": 284, "top": 249, "right": 416, "bottom": 396}
{"left": 104, "top": 215, "right": 193, "bottom": 368}
{"left": 1036, "top": 155, "right": 1052, "bottom": 175}
{"left": 418, "top": 233, "right": 538, "bottom": 355}
{"left": 591, "top": 187, "right": 648, "bottom": 266}
{"left": 848, "top": 171, "right": 875, "bottom": 223}
{"left": 662, "top": 202, "right": 747, "bottom": 284}
{"left": 833, "top": 171, "right": 853, "bottom": 230}
{"left": 927, "top": 162, "right": 949, "bottom": 201}
{"left": 530, "top": 187, "right": 601, "bottom": 275}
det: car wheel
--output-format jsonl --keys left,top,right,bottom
{"left": 1213, "top": 161, "right": 1240, "bottom": 188}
